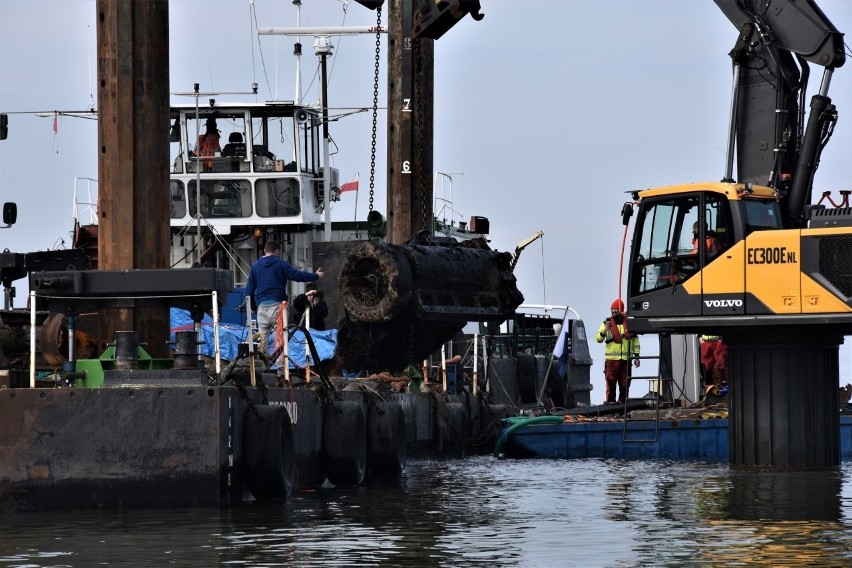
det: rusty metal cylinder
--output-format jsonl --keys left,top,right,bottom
{"left": 114, "top": 331, "right": 139, "bottom": 370}
{"left": 337, "top": 240, "right": 524, "bottom": 372}
{"left": 173, "top": 330, "right": 200, "bottom": 370}
{"left": 338, "top": 240, "right": 523, "bottom": 323}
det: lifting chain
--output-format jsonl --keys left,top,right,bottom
{"left": 368, "top": 6, "right": 382, "bottom": 215}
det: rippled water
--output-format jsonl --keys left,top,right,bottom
{"left": 4, "top": 458, "right": 852, "bottom": 567}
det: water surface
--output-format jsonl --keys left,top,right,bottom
{"left": 3, "top": 457, "right": 852, "bottom": 567}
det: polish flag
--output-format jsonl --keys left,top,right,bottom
{"left": 340, "top": 173, "right": 359, "bottom": 193}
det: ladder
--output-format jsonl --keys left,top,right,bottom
{"left": 621, "top": 354, "right": 672, "bottom": 443}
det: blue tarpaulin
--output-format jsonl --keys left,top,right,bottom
{"left": 169, "top": 308, "right": 337, "bottom": 368}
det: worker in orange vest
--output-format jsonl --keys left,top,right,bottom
{"left": 195, "top": 117, "right": 221, "bottom": 171}
{"left": 690, "top": 221, "right": 721, "bottom": 257}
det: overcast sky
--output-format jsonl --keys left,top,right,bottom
{"left": 1, "top": 0, "right": 850, "bottom": 397}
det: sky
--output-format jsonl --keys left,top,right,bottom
{"left": 1, "top": 0, "right": 851, "bottom": 399}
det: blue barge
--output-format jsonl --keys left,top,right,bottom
{"left": 495, "top": 415, "right": 852, "bottom": 462}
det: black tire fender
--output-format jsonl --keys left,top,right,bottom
{"left": 243, "top": 405, "right": 296, "bottom": 500}
{"left": 441, "top": 401, "right": 468, "bottom": 458}
{"left": 323, "top": 400, "right": 367, "bottom": 486}
{"left": 367, "top": 401, "right": 407, "bottom": 478}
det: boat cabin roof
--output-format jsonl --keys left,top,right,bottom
{"left": 170, "top": 101, "right": 318, "bottom": 120}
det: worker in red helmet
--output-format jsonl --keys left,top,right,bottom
{"left": 595, "top": 299, "right": 640, "bottom": 404}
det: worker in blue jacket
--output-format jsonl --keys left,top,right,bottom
{"left": 246, "top": 240, "right": 324, "bottom": 373}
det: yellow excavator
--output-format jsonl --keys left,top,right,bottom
{"left": 625, "top": 0, "right": 851, "bottom": 335}
{"left": 621, "top": 0, "right": 851, "bottom": 468}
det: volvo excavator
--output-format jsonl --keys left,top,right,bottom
{"left": 625, "top": 0, "right": 850, "bottom": 334}
{"left": 621, "top": 0, "right": 851, "bottom": 469}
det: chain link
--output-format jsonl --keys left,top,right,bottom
{"left": 368, "top": 7, "right": 382, "bottom": 216}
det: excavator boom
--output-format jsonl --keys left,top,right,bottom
{"left": 714, "top": 0, "right": 845, "bottom": 68}
{"left": 713, "top": 0, "right": 845, "bottom": 224}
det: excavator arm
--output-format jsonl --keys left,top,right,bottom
{"left": 713, "top": 0, "right": 845, "bottom": 225}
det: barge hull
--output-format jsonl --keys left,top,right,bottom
{"left": 0, "top": 380, "right": 509, "bottom": 511}
{"left": 500, "top": 416, "right": 852, "bottom": 461}
{"left": 0, "top": 386, "right": 240, "bottom": 511}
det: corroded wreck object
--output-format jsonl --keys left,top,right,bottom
{"left": 337, "top": 238, "right": 523, "bottom": 372}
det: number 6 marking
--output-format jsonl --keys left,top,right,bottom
{"left": 402, "top": 160, "right": 411, "bottom": 173}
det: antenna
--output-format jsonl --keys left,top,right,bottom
{"left": 86, "top": 25, "right": 95, "bottom": 111}
{"left": 434, "top": 171, "right": 463, "bottom": 224}
{"left": 258, "top": 22, "right": 387, "bottom": 240}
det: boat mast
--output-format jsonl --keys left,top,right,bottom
{"left": 314, "top": 35, "right": 334, "bottom": 241}
{"left": 293, "top": 0, "right": 302, "bottom": 105}
{"left": 258, "top": 24, "right": 388, "bottom": 240}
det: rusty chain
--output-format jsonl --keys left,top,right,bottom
{"left": 368, "top": 7, "right": 382, "bottom": 215}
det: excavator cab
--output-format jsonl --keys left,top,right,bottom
{"left": 624, "top": 1, "right": 850, "bottom": 337}
{"left": 626, "top": 182, "right": 788, "bottom": 331}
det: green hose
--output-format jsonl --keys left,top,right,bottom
{"left": 492, "top": 415, "right": 564, "bottom": 457}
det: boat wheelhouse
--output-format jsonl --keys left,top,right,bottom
{"left": 70, "top": 99, "right": 493, "bottom": 327}
{"left": 167, "top": 101, "right": 338, "bottom": 287}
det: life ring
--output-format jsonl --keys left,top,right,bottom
{"left": 323, "top": 400, "right": 367, "bottom": 486}
{"left": 367, "top": 401, "right": 407, "bottom": 477}
{"left": 243, "top": 405, "right": 296, "bottom": 500}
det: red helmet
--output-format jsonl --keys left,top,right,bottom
{"left": 611, "top": 299, "right": 624, "bottom": 312}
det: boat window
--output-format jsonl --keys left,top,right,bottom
{"left": 184, "top": 112, "right": 248, "bottom": 174}
{"left": 255, "top": 178, "right": 301, "bottom": 217}
{"left": 187, "top": 179, "right": 252, "bottom": 218}
{"left": 300, "top": 118, "right": 319, "bottom": 174}
{"left": 170, "top": 180, "right": 186, "bottom": 219}
{"left": 169, "top": 116, "right": 184, "bottom": 173}
{"left": 249, "top": 113, "right": 303, "bottom": 174}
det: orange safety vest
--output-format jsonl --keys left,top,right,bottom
{"left": 196, "top": 133, "right": 221, "bottom": 170}
{"left": 691, "top": 236, "right": 720, "bottom": 256}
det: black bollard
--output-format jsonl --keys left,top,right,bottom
{"left": 114, "top": 331, "right": 139, "bottom": 370}
{"left": 173, "top": 330, "right": 201, "bottom": 370}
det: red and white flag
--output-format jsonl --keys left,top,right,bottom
{"left": 340, "top": 173, "right": 359, "bottom": 193}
